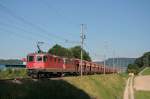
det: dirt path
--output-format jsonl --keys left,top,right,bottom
{"left": 129, "top": 75, "right": 134, "bottom": 99}
{"left": 124, "top": 67, "right": 150, "bottom": 99}
{"left": 134, "top": 67, "right": 150, "bottom": 91}
{"left": 123, "top": 75, "right": 134, "bottom": 99}
{"left": 123, "top": 77, "right": 130, "bottom": 99}
{"left": 134, "top": 75, "right": 150, "bottom": 91}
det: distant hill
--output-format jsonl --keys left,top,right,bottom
{"left": 95, "top": 58, "right": 136, "bottom": 71}
{"left": 0, "top": 59, "right": 23, "bottom": 65}
{"left": 106, "top": 58, "right": 136, "bottom": 67}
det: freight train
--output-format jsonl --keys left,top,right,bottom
{"left": 26, "top": 52, "right": 117, "bottom": 78}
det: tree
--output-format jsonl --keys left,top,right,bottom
{"left": 48, "top": 44, "right": 92, "bottom": 61}
{"left": 142, "top": 52, "right": 150, "bottom": 67}
{"left": 127, "top": 64, "right": 139, "bottom": 74}
{"left": 70, "top": 46, "right": 91, "bottom": 61}
{"left": 48, "top": 44, "right": 73, "bottom": 58}
{"left": 134, "top": 52, "right": 150, "bottom": 68}
{"left": 127, "top": 51, "right": 150, "bottom": 74}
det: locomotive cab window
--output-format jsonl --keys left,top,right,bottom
{"left": 54, "top": 58, "right": 57, "bottom": 62}
{"left": 43, "top": 56, "right": 48, "bottom": 62}
{"left": 36, "top": 56, "right": 42, "bottom": 62}
{"left": 58, "top": 59, "right": 61, "bottom": 63}
{"left": 28, "top": 56, "right": 34, "bottom": 62}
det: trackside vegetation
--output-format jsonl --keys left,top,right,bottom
{"left": 141, "top": 67, "right": 150, "bottom": 75}
{"left": 0, "top": 73, "right": 127, "bottom": 99}
{"left": 135, "top": 91, "right": 150, "bottom": 99}
{"left": 127, "top": 51, "right": 150, "bottom": 74}
{"left": 0, "top": 68, "right": 27, "bottom": 79}
{"left": 64, "top": 74, "right": 127, "bottom": 99}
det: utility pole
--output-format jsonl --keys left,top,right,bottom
{"left": 103, "top": 41, "right": 108, "bottom": 75}
{"left": 104, "top": 55, "right": 106, "bottom": 75}
{"left": 116, "top": 56, "right": 119, "bottom": 73}
{"left": 80, "top": 24, "right": 86, "bottom": 77}
{"left": 113, "top": 51, "right": 115, "bottom": 74}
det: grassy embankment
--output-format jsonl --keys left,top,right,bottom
{"left": 141, "top": 67, "right": 150, "bottom": 75}
{"left": 0, "top": 69, "right": 127, "bottom": 99}
{"left": 64, "top": 74, "right": 127, "bottom": 99}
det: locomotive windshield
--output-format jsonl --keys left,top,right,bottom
{"left": 43, "top": 56, "right": 48, "bottom": 62}
{"left": 28, "top": 56, "right": 34, "bottom": 62}
{"left": 36, "top": 56, "right": 42, "bottom": 62}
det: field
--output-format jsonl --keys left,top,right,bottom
{"left": 141, "top": 67, "right": 150, "bottom": 75}
{"left": 135, "top": 91, "right": 150, "bottom": 99}
{"left": 0, "top": 69, "right": 127, "bottom": 99}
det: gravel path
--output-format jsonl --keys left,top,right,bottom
{"left": 124, "top": 67, "right": 150, "bottom": 99}
{"left": 134, "top": 75, "right": 150, "bottom": 91}
{"left": 123, "top": 75, "right": 134, "bottom": 99}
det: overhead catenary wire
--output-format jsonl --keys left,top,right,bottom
{"left": 0, "top": 20, "right": 68, "bottom": 45}
{"left": 41, "top": 0, "right": 81, "bottom": 43}
{"left": 41, "top": 0, "right": 79, "bottom": 34}
{"left": 0, "top": 21, "right": 44, "bottom": 40}
{"left": 0, "top": 20, "right": 65, "bottom": 44}
{"left": 84, "top": 42, "right": 104, "bottom": 60}
{"left": 0, "top": 27, "right": 35, "bottom": 41}
{"left": 0, "top": 26, "right": 58, "bottom": 53}
{"left": 0, "top": 2, "right": 78, "bottom": 44}
{"left": 0, "top": 20, "right": 80, "bottom": 47}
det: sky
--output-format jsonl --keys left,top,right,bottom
{"left": 0, "top": 0, "right": 150, "bottom": 61}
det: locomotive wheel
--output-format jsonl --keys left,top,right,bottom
{"left": 57, "top": 72, "right": 64, "bottom": 77}
{"left": 31, "top": 73, "right": 39, "bottom": 79}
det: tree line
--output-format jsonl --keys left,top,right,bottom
{"left": 48, "top": 44, "right": 91, "bottom": 61}
{"left": 127, "top": 52, "right": 150, "bottom": 74}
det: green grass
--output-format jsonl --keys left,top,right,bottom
{"left": 0, "top": 79, "right": 91, "bottom": 99}
{"left": 64, "top": 74, "right": 127, "bottom": 99}
{"left": 0, "top": 70, "right": 127, "bottom": 99}
{"left": 135, "top": 91, "right": 150, "bottom": 99}
{"left": 0, "top": 68, "right": 28, "bottom": 79}
{"left": 141, "top": 67, "right": 150, "bottom": 75}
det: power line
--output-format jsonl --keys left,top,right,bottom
{"left": 0, "top": 2, "right": 78, "bottom": 44}
{"left": 0, "top": 23, "right": 64, "bottom": 45}
{"left": 84, "top": 43, "right": 104, "bottom": 60}
{"left": 0, "top": 21, "right": 44, "bottom": 40}
{"left": 0, "top": 20, "right": 80, "bottom": 47}
{"left": 0, "top": 27, "right": 60, "bottom": 53}
{"left": 41, "top": 0, "right": 79, "bottom": 30}
{"left": 0, "top": 27, "right": 34, "bottom": 41}
{"left": 41, "top": 0, "right": 81, "bottom": 43}
{"left": 0, "top": 20, "right": 67, "bottom": 44}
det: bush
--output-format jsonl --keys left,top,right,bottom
{"left": 127, "top": 64, "right": 139, "bottom": 74}
{"left": 0, "top": 68, "right": 27, "bottom": 79}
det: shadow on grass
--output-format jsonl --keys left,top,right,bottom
{"left": 0, "top": 79, "right": 91, "bottom": 99}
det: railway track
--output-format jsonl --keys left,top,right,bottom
{"left": 0, "top": 76, "right": 64, "bottom": 83}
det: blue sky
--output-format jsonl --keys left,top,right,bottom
{"left": 0, "top": 0, "right": 150, "bottom": 61}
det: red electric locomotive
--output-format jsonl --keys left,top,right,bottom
{"left": 26, "top": 52, "right": 80, "bottom": 78}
